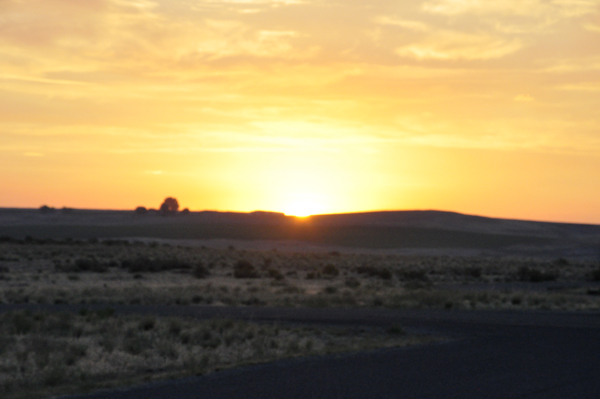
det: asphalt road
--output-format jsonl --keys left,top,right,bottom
{"left": 4, "top": 305, "right": 599, "bottom": 399}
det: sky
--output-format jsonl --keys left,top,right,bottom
{"left": 1, "top": 0, "right": 600, "bottom": 222}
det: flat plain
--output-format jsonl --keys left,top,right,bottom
{"left": 1, "top": 208, "right": 600, "bottom": 398}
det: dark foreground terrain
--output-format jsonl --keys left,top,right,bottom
{"left": 1, "top": 208, "right": 599, "bottom": 398}
{"left": 43, "top": 306, "right": 600, "bottom": 399}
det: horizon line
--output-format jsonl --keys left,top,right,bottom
{"left": 0, "top": 206, "right": 598, "bottom": 227}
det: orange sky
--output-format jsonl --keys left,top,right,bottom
{"left": 1, "top": 0, "right": 600, "bottom": 223}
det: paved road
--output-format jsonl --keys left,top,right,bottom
{"left": 4, "top": 305, "right": 600, "bottom": 398}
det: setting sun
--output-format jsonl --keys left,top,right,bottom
{"left": 283, "top": 205, "right": 314, "bottom": 218}
{"left": 281, "top": 193, "right": 327, "bottom": 217}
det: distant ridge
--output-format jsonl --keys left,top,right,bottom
{"left": 0, "top": 208, "right": 599, "bottom": 254}
{"left": 307, "top": 210, "right": 600, "bottom": 238}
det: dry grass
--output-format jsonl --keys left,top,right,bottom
{"left": 1, "top": 239, "right": 599, "bottom": 398}
{"left": 1, "top": 239, "right": 600, "bottom": 311}
{"left": 0, "top": 309, "right": 431, "bottom": 399}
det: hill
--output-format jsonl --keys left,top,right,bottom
{"left": 0, "top": 208, "right": 599, "bottom": 257}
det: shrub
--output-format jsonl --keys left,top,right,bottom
{"left": 96, "top": 308, "right": 116, "bottom": 318}
{"left": 357, "top": 265, "right": 380, "bottom": 277}
{"left": 268, "top": 268, "right": 284, "bottom": 280}
{"left": 356, "top": 265, "right": 393, "bottom": 280}
{"left": 517, "top": 266, "right": 557, "bottom": 282}
{"left": 134, "top": 206, "right": 148, "bottom": 215}
{"left": 387, "top": 324, "right": 405, "bottom": 335}
{"left": 345, "top": 278, "right": 361, "bottom": 288}
{"left": 121, "top": 257, "right": 192, "bottom": 273}
{"left": 464, "top": 266, "right": 482, "bottom": 278}
{"left": 39, "top": 205, "right": 56, "bottom": 214}
{"left": 192, "top": 264, "right": 210, "bottom": 279}
{"left": 322, "top": 264, "right": 339, "bottom": 277}
{"left": 11, "top": 312, "right": 35, "bottom": 334}
{"left": 323, "top": 286, "right": 338, "bottom": 294}
{"left": 123, "top": 336, "right": 152, "bottom": 355}
{"left": 398, "top": 269, "right": 430, "bottom": 282}
{"left": 234, "top": 260, "right": 258, "bottom": 278}
{"left": 139, "top": 317, "right": 156, "bottom": 331}
{"left": 43, "top": 361, "right": 67, "bottom": 387}
{"left": 379, "top": 268, "right": 393, "bottom": 280}
{"left": 73, "top": 258, "right": 108, "bottom": 273}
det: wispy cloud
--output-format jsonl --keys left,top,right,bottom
{"left": 422, "top": 0, "right": 597, "bottom": 17}
{"left": 373, "top": 17, "right": 430, "bottom": 32}
{"left": 583, "top": 23, "right": 600, "bottom": 32}
{"left": 395, "top": 31, "right": 522, "bottom": 60}
{"left": 514, "top": 94, "right": 535, "bottom": 102}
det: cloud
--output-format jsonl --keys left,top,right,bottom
{"left": 514, "top": 94, "right": 535, "bottom": 102}
{"left": 0, "top": 0, "right": 320, "bottom": 87}
{"left": 204, "top": 0, "right": 304, "bottom": 4}
{"left": 555, "top": 83, "right": 600, "bottom": 91}
{"left": 584, "top": 23, "right": 600, "bottom": 32}
{"left": 541, "top": 57, "right": 600, "bottom": 72}
{"left": 422, "top": 0, "right": 597, "bottom": 17}
{"left": 373, "top": 17, "right": 430, "bottom": 32}
{"left": 395, "top": 31, "right": 522, "bottom": 60}
{"left": 422, "top": 0, "right": 542, "bottom": 15}
{"left": 195, "top": 22, "right": 308, "bottom": 59}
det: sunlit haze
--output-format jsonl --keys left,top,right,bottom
{"left": 2, "top": 0, "right": 600, "bottom": 223}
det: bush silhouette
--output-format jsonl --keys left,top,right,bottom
{"left": 39, "top": 205, "right": 56, "bottom": 214}
{"left": 134, "top": 206, "right": 148, "bottom": 215}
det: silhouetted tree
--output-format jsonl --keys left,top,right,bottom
{"left": 181, "top": 208, "right": 190, "bottom": 215}
{"left": 159, "top": 197, "right": 179, "bottom": 216}
{"left": 134, "top": 206, "right": 148, "bottom": 215}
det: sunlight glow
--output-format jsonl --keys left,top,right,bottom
{"left": 282, "top": 193, "right": 325, "bottom": 217}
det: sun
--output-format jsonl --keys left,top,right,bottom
{"left": 283, "top": 201, "right": 318, "bottom": 217}
{"left": 282, "top": 194, "right": 325, "bottom": 217}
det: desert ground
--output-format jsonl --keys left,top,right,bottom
{"left": 1, "top": 208, "right": 600, "bottom": 398}
{"left": 1, "top": 237, "right": 599, "bottom": 311}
